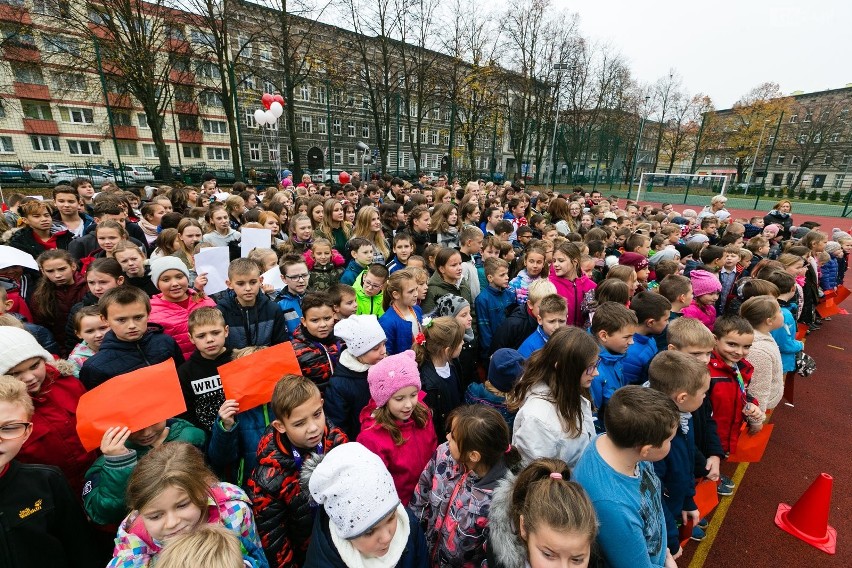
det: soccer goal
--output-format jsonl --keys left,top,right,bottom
{"left": 635, "top": 172, "right": 729, "bottom": 204}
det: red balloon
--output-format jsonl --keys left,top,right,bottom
{"left": 338, "top": 171, "right": 351, "bottom": 184}
{"left": 261, "top": 93, "right": 273, "bottom": 110}
{"left": 273, "top": 94, "right": 285, "bottom": 106}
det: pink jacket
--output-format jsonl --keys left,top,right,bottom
{"left": 549, "top": 269, "right": 597, "bottom": 327}
{"left": 148, "top": 291, "right": 216, "bottom": 359}
{"left": 682, "top": 299, "right": 717, "bottom": 330}
{"left": 357, "top": 393, "right": 438, "bottom": 505}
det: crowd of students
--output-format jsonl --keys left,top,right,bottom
{"left": 0, "top": 173, "right": 846, "bottom": 568}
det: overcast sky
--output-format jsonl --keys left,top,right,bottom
{"left": 555, "top": 0, "right": 852, "bottom": 109}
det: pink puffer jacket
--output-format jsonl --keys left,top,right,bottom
{"left": 149, "top": 291, "right": 216, "bottom": 359}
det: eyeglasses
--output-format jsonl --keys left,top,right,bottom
{"left": 585, "top": 357, "right": 601, "bottom": 376}
{"left": 362, "top": 279, "right": 384, "bottom": 291}
{"left": 286, "top": 274, "right": 309, "bottom": 281}
{"left": 0, "top": 422, "right": 32, "bottom": 441}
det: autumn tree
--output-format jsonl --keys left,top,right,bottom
{"left": 659, "top": 93, "right": 714, "bottom": 178}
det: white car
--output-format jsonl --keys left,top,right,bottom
{"left": 28, "top": 163, "right": 70, "bottom": 182}
{"left": 311, "top": 169, "right": 343, "bottom": 183}
{"left": 119, "top": 165, "right": 155, "bottom": 183}
{"left": 49, "top": 168, "right": 116, "bottom": 187}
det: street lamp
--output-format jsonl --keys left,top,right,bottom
{"left": 627, "top": 95, "right": 651, "bottom": 200}
{"left": 546, "top": 63, "right": 571, "bottom": 191}
{"left": 745, "top": 119, "right": 770, "bottom": 195}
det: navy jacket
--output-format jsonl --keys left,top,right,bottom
{"left": 653, "top": 417, "right": 697, "bottom": 554}
{"left": 475, "top": 285, "right": 516, "bottom": 356}
{"left": 217, "top": 289, "right": 289, "bottom": 349}
{"left": 691, "top": 396, "right": 725, "bottom": 478}
{"left": 324, "top": 357, "right": 371, "bottom": 441}
{"left": 79, "top": 324, "right": 184, "bottom": 389}
{"left": 340, "top": 259, "right": 366, "bottom": 286}
{"left": 489, "top": 303, "right": 537, "bottom": 353}
{"left": 820, "top": 257, "right": 838, "bottom": 291}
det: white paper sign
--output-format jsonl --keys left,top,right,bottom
{"left": 240, "top": 228, "right": 271, "bottom": 258}
{"left": 0, "top": 245, "right": 39, "bottom": 270}
{"left": 195, "top": 246, "right": 230, "bottom": 295}
{"left": 261, "top": 265, "right": 286, "bottom": 291}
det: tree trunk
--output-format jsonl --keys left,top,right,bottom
{"left": 145, "top": 102, "right": 173, "bottom": 181}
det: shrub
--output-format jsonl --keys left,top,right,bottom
{"left": 787, "top": 187, "right": 797, "bottom": 198}
{"left": 819, "top": 190, "right": 829, "bottom": 201}
{"left": 768, "top": 188, "right": 776, "bottom": 198}
{"left": 798, "top": 188, "right": 807, "bottom": 199}
{"left": 807, "top": 190, "right": 817, "bottom": 201}
{"left": 831, "top": 191, "right": 841, "bottom": 202}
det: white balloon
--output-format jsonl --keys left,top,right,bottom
{"left": 264, "top": 110, "right": 277, "bottom": 124}
{"left": 269, "top": 101, "right": 283, "bottom": 118}
{"left": 254, "top": 109, "right": 267, "bottom": 126}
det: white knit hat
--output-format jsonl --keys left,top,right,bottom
{"left": 334, "top": 315, "right": 386, "bottom": 357}
{"left": 0, "top": 327, "right": 53, "bottom": 375}
{"left": 149, "top": 256, "right": 190, "bottom": 285}
{"left": 308, "top": 443, "right": 399, "bottom": 539}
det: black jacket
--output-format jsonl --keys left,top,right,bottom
{"left": 7, "top": 227, "right": 73, "bottom": 259}
{"left": 324, "top": 357, "right": 370, "bottom": 441}
{"left": 216, "top": 290, "right": 289, "bottom": 349}
{"left": 67, "top": 225, "right": 146, "bottom": 261}
{"left": 177, "top": 347, "right": 233, "bottom": 431}
{"left": 489, "top": 303, "right": 537, "bottom": 352}
{"left": 419, "top": 359, "right": 463, "bottom": 441}
{"left": 0, "top": 461, "right": 100, "bottom": 568}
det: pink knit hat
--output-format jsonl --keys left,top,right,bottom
{"left": 690, "top": 269, "right": 722, "bottom": 298}
{"left": 367, "top": 350, "right": 421, "bottom": 407}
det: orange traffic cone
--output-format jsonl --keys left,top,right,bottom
{"left": 775, "top": 473, "right": 837, "bottom": 554}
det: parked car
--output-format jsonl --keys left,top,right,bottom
{"left": 311, "top": 169, "right": 345, "bottom": 183}
{"left": 152, "top": 165, "right": 182, "bottom": 181}
{"left": 28, "top": 163, "right": 70, "bottom": 182}
{"left": 49, "top": 168, "right": 116, "bottom": 187}
{"left": 119, "top": 165, "right": 155, "bottom": 183}
{"left": 0, "top": 164, "right": 30, "bottom": 184}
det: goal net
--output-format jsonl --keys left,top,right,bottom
{"left": 635, "top": 172, "right": 729, "bottom": 204}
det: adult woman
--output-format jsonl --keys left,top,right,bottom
{"left": 352, "top": 205, "right": 390, "bottom": 264}
{"left": 764, "top": 199, "right": 794, "bottom": 240}
{"left": 314, "top": 198, "right": 352, "bottom": 257}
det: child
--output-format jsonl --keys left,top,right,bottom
{"left": 518, "top": 294, "right": 566, "bottom": 357}
{"left": 508, "top": 326, "right": 599, "bottom": 467}
{"left": 52, "top": 184, "right": 93, "bottom": 237}
{"left": 306, "top": 237, "right": 344, "bottom": 292}
{"left": 80, "top": 286, "right": 184, "bottom": 390}
{"left": 465, "top": 347, "right": 524, "bottom": 429}
{"left": 82, "top": 415, "right": 206, "bottom": 527}
{"left": 149, "top": 256, "right": 215, "bottom": 360}
{"left": 572, "top": 386, "right": 679, "bottom": 568}
{"left": 386, "top": 232, "right": 414, "bottom": 274}
{"left": 414, "top": 316, "right": 464, "bottom": 440}
{"left": 248, "top": 375, "right": 347, "bottom": 568}
{"left": 475, "top": 257, "right": 515, "bottom": 357}
{"left": 30, "top": 249, "right": 87, "bottom": 356}
{"left": 68, "top": 306, "right": 111, "bottom": 375}
{"left": 0, "top": 327, "right": 96, "bottom": 494}
{"left": 177, "top": 308, "right": 232, "bottom": 432}
{"left": 341, "top": 237, "right": 374, "bottom": 285}
{"left": 357, "top": 350, "right": 437, "bottom": 505}
{"left": 329, "top": 282, "right": 358, "bottom": 321}
{"left": 8, "top": 200, "right": 72, "bottom": 258}
{"left": 716, "top": 245, "right": 741, "bottom": 315}
{"left": 486, "top": 458, "right": 598, "bottom": 568}
{"left": 305, "top": 442, "right": 429, "bottom": 567}
{"left": 490, "top": 279, "right": 557, "bottom": 353}
{"left": 107, "top": 443, "right": 266, "bottom": 567}
{"left": 682, "top": 269, "right": 722, "bottom": 329}
{"left": 648, "top": 351, "right": 712, "bottom": 553}
{"left": 429, "top": 294, "right": 478, "bottom": 387}
{"left": 288, "top": 214, "right": 314, "bottom": 256}
{"left": 217, "top": 258, "right": 289, "bottom": 349}
{"left": 659, "top": 274, "right": 693, "bottom": 320}
{"left": 622, "top": 291, "right": 670, "bottom": 386}
{"left": 617, "top": 251, "right": 651, "bottom": 294}
{"left": 763, "top": 270, "right": 804, "bottom": 377}
{"left": 589, "top": 302, "right": 637, "bottom": 431}
{"left": 800, "top": 230, "right": 826, "bottom": 329}
{"left": 350, "top": 262, "right": 386, "bottom": 317}
{"left": 292, "top": 293, "right": 344, "bottom": 391}
{"left": 739, "top": 295, "right": 785, "bottom": 413}
{"left": 157, "top": 524, "right": 245, "bottom": 568}
{"left": 709, "top": 316, "right": 765, "bottom": 456}
{"left": 0, "top": 376, "right": 99, "bottom": 566}
{"left": 422, "top": 249, "right": 476, "bottom": 333}
{"left": 821, "top": 242, "right": 841, "bottom": 293}
{"left": 406, "top": 205, "right": 433, "bottom": 256}
{"left": 325, "top": 315, "right": 388, "bottom": 440}
{"left": 412, "top": 405, "right": 521, "bottom": 567}
{"left": 477, "top": 235, "right": 502, "bottom": 290}
{"left": 225, "top": 195, "right": 246, "bottom": 231}
{"left": 277, "top": 254, "right": 310, "bottom": 338}
{"left": 92, "top": 220, "right": 128, "bottom": 259}
{"left": 458, "top": 225, "right": 484, "bottom": 299}
{"left": 508, "top": 243, "right": 546, "bottom": 305}
{"left": 113, "top": 241, "right": 159, "bottom": 296}
{"left": 549, "top": 241, "right": 597, "bottom": 327}
{"left": 65, "top": 257, "right": 126, "bottom": 355}
{"left": 379, "top": 269, "right": 423, "bottom": 355}
{"left": 203, "top": 204, "right": 242, "bottom": 247}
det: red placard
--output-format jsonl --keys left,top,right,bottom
{"left": 219, "top": 342, "right": 302, "bottom": 411}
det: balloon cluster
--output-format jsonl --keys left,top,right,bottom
{"left": 255, "top": 93, "right": 285, "bottom": 126}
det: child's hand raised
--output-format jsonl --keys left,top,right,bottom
{"left": 101, "top": 426, "right": 132, "bottom": 457}
{"left": 218, "top": 399, "right": 239, "bottom": 430}
{"left": 194, "top": 273, "right": 208, "bottom": 292}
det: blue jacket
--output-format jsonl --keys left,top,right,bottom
{"left": 208, "top": 403, "right": 273, "bottom": 489}
{"left": 590, "top": 346, "right": 627, "bottom": 432}
{"left": 324, "top": 356, "right": 371, "bottom": 441}
{"left": 820, "top": 257, "right": 838, "bottom": 290}
{"left": 653, "top": 416, "right": 697, "bottom": 555}
{"left": 475, "top": 285, "right": 515, "bottom": 356}
{"left": 379, "top": 305, "right": 422, "bottom": 356}
{"left": 340, "top": 259, "right": 366, "bottom": 286}
{"left": 217, "top": 290, "right": 289, "bottom": 348}
{"left": 518, "top": 326, "right": 548, "bottom": 358}
{"left": 771, "top": 301, "right": 804, "bottom": 373}
{"left": 386, "top": 256, "right": 407, "bottom": 274}
{"left": 276, "top": 288, "right": 304, "bottom": 339}
{"left": 79, "top": 324, "right": 184, "bottom": 390}
{"left": 622, "top": 333, "right": 658, "bottom": 386}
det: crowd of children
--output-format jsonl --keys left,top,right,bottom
{"left": 0, "top": 175, "right": 845, "bottom": 567}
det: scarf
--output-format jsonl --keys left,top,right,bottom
{"left": 139, "top": 218, "right": 159, "bottom": 238}
{"left": 331, "top": 504, "right": 410, "bottom": 568}
{"left": 339, "top": 349, "right": 370, "bottom": 373}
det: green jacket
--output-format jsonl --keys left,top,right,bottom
{"left": 421, "top": 270, "right": 478, "bottom": 335}
{"left": 353, "top": 271, "right": 385, "bottom": 317}
{"left": 81, "top": 418, "right": 206, "bottom": 525}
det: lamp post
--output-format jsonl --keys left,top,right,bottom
{"left": 745, "top": 119, "right": 769, "bottom": 195}
{"left": 627, "top": 96, "right": 650, "bottom": 200}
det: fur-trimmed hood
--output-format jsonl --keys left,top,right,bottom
{"left": 485, "top": 471, "right": 526, "bottom": 568}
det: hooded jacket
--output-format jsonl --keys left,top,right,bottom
{"left": 622, "top": 333, "right": 658, "bottom": 386}
{"left": 422, "top": 271, "right": 476, "bottom": 334}
{"left": 324, "top": 350, "right": 372, "bottom": 440}
{"left": 291, "top": 325, "right": 344, "bottom": 391}
{"left": 708, "top": 351, "right": 758, "bottom": 454}
{"left": 149, "top": 290, "right": 216, "bottom": 360}
{"left": 353, "top": 271, "right": 385, "bottom": 317}
{"left": 590, "top": 346, "right": 628, "bottom": 416}
{"left": 217, "top": 289, "right": 289, "bottom": 349}
{"left": 276, "top": 288, "right": 304, "bottom": 339}
{"left": 474, "top": 285, "right": 516, "bottom": 356}
{"left": 357, "top": 394, "right": 437, "bottom": 506}
{"left": 549, "top": 269, "right": 597, "bottom": 328}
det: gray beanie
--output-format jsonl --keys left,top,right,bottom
{"left": 150, "top": 256, "right": 190, "bottom": 285}
{"left": 649, "top": 247, "right": 681, "bottom": 266}
{"left": 308, "top": 443, "right": 400, "bottom": 539}
{"left": 825, "top": 241, "right": 842, "bottom": 254}
{"left": 430, "top": 294, "right": 470, "bottom": 319}
{"left": 334, "top": 315, "right": 386, "bottom": 357}
{"left": 0, "top": 327, "right": 53, "bottom": 376}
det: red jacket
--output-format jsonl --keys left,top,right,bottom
{"left": 707, "top": 351, "right": 758, "bottom": 455}
{"left": 356, "top": 393, "right": 438, "bottom": 505}
{"left": 17, "top": 363, "right": 97, "bottom": 494}
{"left": 148, "top": 291, "right": 216, "bottom": 360}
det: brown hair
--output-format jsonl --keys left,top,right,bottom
{"left": 126, "top": 443, "right": 218, "bottom": 515}
{"left": 739, "top": 295, "right": 781, "bottom": 327}
{"left": 604, "top": 385, "right": 679, "bottom": 449}
{"left": 188, "top": 307, "right": 227, "bottom": 335}
{"left": 593, "top": 279, "right": 630, "bottom": 305}
{"left": 370, "top": 400, "right": 430, "bottom": 446}
{"left": 649, "top": 350, "right": 709, "bottom": 396}
{"left": 591, "top": 301, "right": 638, "bottom": 336}
{"left": 447, "top": 405, "right": 521, "bottom": 471}
{"left": 95, "top": 219, "right": 128, "bottom": 240}
{"left": 98, "top": 285, "right": 151, "bottom": 318}
{"left": 270, "top": 374, "right": 321, "bottom": 421}
{"left": 383, "top": 269, "right": 417, "bottom": 311}
{"left": 32, "top": 249, "right": 78, "bottom": 323}
{"left": 73, "top": 305, "right": 102, "bottom": 333}
{"left": 413, "top": 316, "right": 464, "bottom": 366}
{"left": 537, "top": 294, "right": 567, "bottom": 317}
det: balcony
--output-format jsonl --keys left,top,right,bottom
{"left": 107, "top": 93, "right": 133, "bottom": 108}
{"left": 166, "top": 38, "right": 190, "bottom": 53}
{"left": 0, "top": 3, "right": 31, "bottom": 25}
{"left": 179, "top": 129, "right": 203, "bottom": 144}
{"left": 4, "top": 45, "right": 40, "bottom": 63}
{"left": 13, "top": 82, "right": 50, "bottom": 100}
{"left": 113, "top": 125, "right": 138, "bottom": 140}
{"left": 173, "top": 101, "right": 198, "bottom": 114}
{"left": 23, "top": 118, "right": 60, "bottom": 136}
{"left": 169, "top": 69, "right": 195, "bottom": 85}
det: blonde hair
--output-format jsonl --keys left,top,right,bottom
{"left": 667, "top": 317, "right": 715, "bottom": 349}
{"left": 157, "top": 524, "right": 243, "bottom": 568}
{"left": 527, "top": 278, "right": 558, "bottom": 305}
{"left": 0, "top": 374, "right": 34, "bottom": 419}
{"left": 353, "top": 206, "right": 390, "bottom": 258}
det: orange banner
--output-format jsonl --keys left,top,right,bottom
{"left": 76, "top": 360, "right": 186, "bottom": 452}
{"left": 795, "top": 323, "right": 808, "bottom": 341}
{"left": 835, "top": 285, "right": 850, "bottom": 304}
{"left": 816, "top": 298, "right": 840, "bottom": 318}
{"left": 219, "top": 342, "right": 302, "bottom": 411}
{"left": 727, "top": 423, "right": 775, "bottom": 463}
{"left": 679, "top": 480, "right": 720, "bottom": 544}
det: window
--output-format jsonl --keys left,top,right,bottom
{"left": 245, "top": 109, "right": 258, "bottom": 129}
{"left": 334, "top": 148, "right": 342, "bottom": 165}
{"left": 347, "top": 121, "right": 355, "bottom": 137}
{"left": 723, "top": 158, "right": 730, "bottom": 165}
{"left": 33, "top": 0, "right": 71, "bottom": 17}
{"left": 830, "top": 132, "right": 840, "bottom": 143}
{"left": 191, "top": 30, "right": 214, "bottom": 47}
{"left": 421, "top": 129, "right": 428, "bottom": 144}
{"left": 317, "top": 87, "right": 326, "bottom": 104}
{"left": 137, "top": 113, "right": 149, "bottom": 128}
{"left": 249, "top": 143, "right": 261, "bottom": 161}
{"left": 713, "top": 157, "right": 720, "bottom": 165}
{"left": 333, "top": 90, "right": 342, "bottom": 106}
{"left": 431, "top": 130, "right": 439, "bottom": 145}
{"left": 174, "top": 86, "right": 193, "bottom": 102}
{"left": 348, "top": 149, "right": 356, "bottom": 165}
{"left": 776, "top": 154, "right": 785, "bottom": 165}
{"left": 259, "top": 45, "right": 271, "bottom": 62}
{"left": 68, "top": 140, "right": 101, "bottom": 155}
{"left": 791, "top": 155, "right": 800, "bottom": 165}
{"left": 703, "top": 156, "right": 710, "bottom": 165}
{"left": 301, "top": 85, "right": 310, "bottom": 101}
{"left": 44, "top": 35, "right": 79, "bottom": 56}
{"left": 113, "top": 112, "right": 132, "bottom": 126}
{"left": 31, "top": 135, "right": 60, "bottom": 151}
{"left": 318, "top": 116, "right": 327, "bottom": 135}
{"left": 202, "top": 119, "right": 227, "bottom": 134}
{"left": 362, "top": 123, "right": 369, "bottom": 138}
{"left": 843, "top": 154, "right": 851, "bottom": 166}
{"left": 798, "top": 134, "right": 808, "bottom": 144}
{"left": 333, "top": 119, "right": 341, "bottom": 135}
{"left": 115, "top": 141, "right": 137, "bottom": 156}
{"left": 2, "top": 27, "right": 35, "bottom": 49}
{"left": 399, "top": 125, "right": 406, "bottom": 143}
{"left": 432, "top": 108, "right": 440, "bottom": 120}
{"left": 0, "top": 136, "right": 13, "bottom": 153}
{"left": 834, "top": 174, "right": 845, "bottom": 189}
{"left": 12, "top": 65, "right": 44, "bottom": 85}
{"left": 207, "top": 147, "right": 230, "bottom": 161}
{"left": 167, "top": 25, "right": 185, "bottom": 41}
{"left": 242, "top": 74, "right": 255, "bottom": 90}
{"left": 178, "top": 114, "right": 198, "bottom": 131}
{"left": 361, "top": 95, "right": 368, "bottom": 110}
{"left": 182, "top": 145, "right": 201, "bottom": 159}
{"left": 59, "top": 106, "right": 94, "bottom": 124}
{"left": 268, "top": 145, "right": 278, "bottom": 161}
{"left": 199, "top": 91, "right": 222, "bottom": 107}
{"left": 23, "top": 102, "right": 52, "bottom": 120}
{"left": 804, "top": 110, "right": 813, "bottom": 122}
{"left": 143, "top": 144, "right": 160, "bottom": 158}
{"left": 196, "top": 62, "right": 220, "bottom": 79}
{"left": 263, "top": 80, "right": 274, "bottom": 94}
{"left": 300, "top": 115, "right": 312, "bottom": 133}
{"left": 444, "top": 133, "right": 450, "bottom": 146}
{"left": 824, "top": 153, "right": 833, "bottom": 165}
{"left": 789, "top": 114, "right": 798, "bottom": 123}
{"left": 51, "top": 72, "right": 85, "bottom": 91}
{"left": 401, "top": 151, "right": 409, "bottom": 169}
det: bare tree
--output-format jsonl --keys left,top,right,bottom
{"left": 660, "top": 93, "right": 714, "bottom": 178}
{"left": 649, "top": 70, "right": 681, "bottom": 173}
